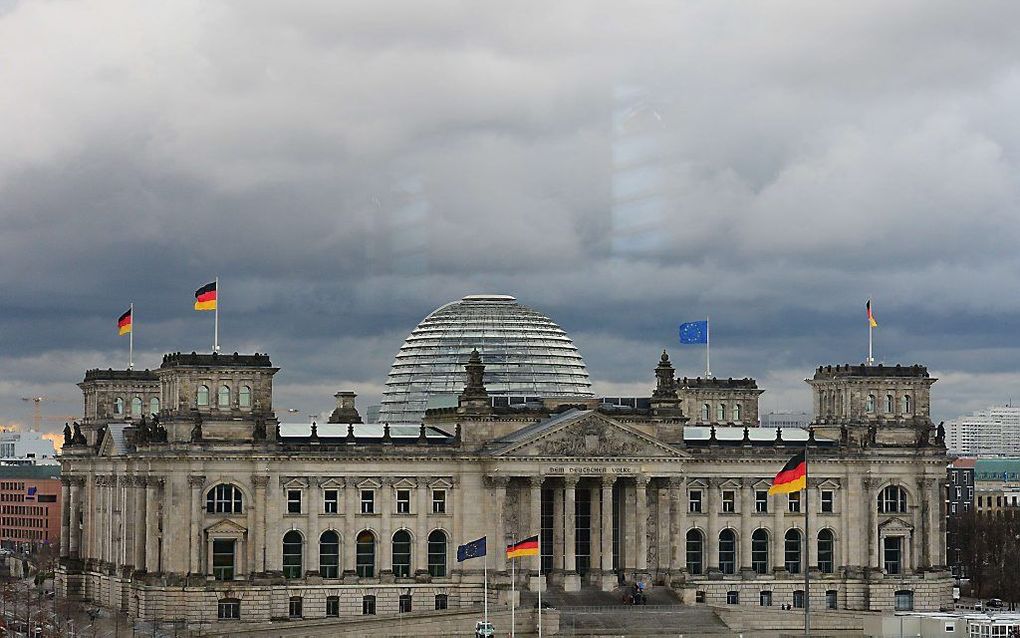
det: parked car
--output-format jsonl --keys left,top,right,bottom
{"left": 474, "top": 620, "right": 495, "bottom": 637}
{"left": 986, "top": 598, "right": 1004, "bottom": 609}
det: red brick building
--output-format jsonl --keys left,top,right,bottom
{"left": 0, "top": 464, "right": 61, "bottom": 551}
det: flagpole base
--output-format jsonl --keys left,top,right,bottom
{"left": 600, "top": 572, "right": 619, "bottom": 592}
{"left": 529, "top": 574, "right": 546, "bottom": 592}
{"left": 562, "top": 572, "right": 581, "bottom": 592}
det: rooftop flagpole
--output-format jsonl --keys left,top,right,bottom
{"left": 538, "top": 531, "right": 542, "bottom": 638}
{"left": 128, "top": 302, "right": 134, "bottom": 370}
{"left": 804, "top": 436, "right": 811, "bottom": 637}
{"left": 214, "top": 276, "right": 220, "bottom": 353}
{"left": 706, "top": 315, "right": 712, "bottom": 378}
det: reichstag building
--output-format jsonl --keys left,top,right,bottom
{"left": 56, "top": 294, "right": 951, "bottom": 627}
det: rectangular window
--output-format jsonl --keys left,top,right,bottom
{"left": 978, "top": 496, "right": 983, "bottom": 507}
{"left": 821, "top": 490, "right": 834, "bottom": 513}
{"left": 325, "top": 596, "right": 339, "bottom": 617}
{"left": 396, "top": 489, "right": 411, "bottom": 514}
{"left": 212, "top": 539, "right": 235, "bottom": 581}
{"left": 398, "top": 594, "right": 412, "bottom": 613}
{"left": 963, "top": 502, "right": 970, "bottom": 512}
{"left": 726, "top": 590, "right": 739, "bottom": 605}
{"left": 287, "top": 490, "right": 302, "bottom": 514}
{"left": 288, "top": 596, "right": 303, "bottom": 619}
{"left": 788, "top": 492, "right": 801, "bottom": 513}
{"left": 884, "top": 537, "right": 903, "bottom": 575}
{"left": 689, "top": 490, "right": 702, "bottom": 513}
{"left": 760, "top": 590, "right": 772, "bottom": 607}
{"left": 955, "top": 487, "right": 962, "bottom": 498}
{"left": 432, "top": 490, "right": 446, "bottom": 514}
{"left": 435, "top": 594, "right": 448, "bottom": 610}
{"left": 755, "top": 490, "right": 768, "bottom": 513}
{"left": 361, "top": 490, "right": 375, "bottom": 514}
{"left": 951, "top": 503, "right": 957, "bottom": 514}
{"left": 362, "top": 595, "right": 376, "bottom": 615}
{"left": 217, "top": 599, "right": 240, "bottom": 620}
{"left": 826, "top": 590, "right": 837, "bottom": 610}
{"left": 324, "top": 489, "right": 339, "bottom": 514}
{"left": 722, "top": 490, "right": 735, "bottom": 513}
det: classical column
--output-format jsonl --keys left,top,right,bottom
{"left": 307, "top": 478, "right": 321, "bottom": 577}
{"left": 188, "top": 475, "right": 205, "bottom": 575}
{"left": 864, "top": 477, "right": 880, "bottom": 570}
{"left": 529, "top": 477, "right": 543, "bottom": 577}
{"left": 807, "top": 481, "right": 819, "bottom": 571}
{"left": 144, "top": 478, "right": 160, "bottom": 572}
{"left": 668, "top": 478, "right": 681, "bottom": 573}
{"left": 705, "top": 478, "right": 718, "bottom": 572}
{"left": 772, "top": 486, "right": 785, "bottom": 573}
{"left": 590, "top": 483, "right": 602, "bottom": 574}
{"left": 132, "top": 476, "right": 146, "bottom": 570}
{"left": 739, "top": 478, "right": 752, "bottom": 572}
{"left": 60, "top": 477, "right": 71, "bottom": 558}
{"left": 380, "top": 478, "right": 393, "bottom": 575}
{"left": 676, "top": 477, "right": 688, "bottom": 571}
{"left": 600, "top": 476, "right": 614, "bottom": 584}
{"left": 563, "top": 477, "right": 577, "bottom": 573}
{"left": 928, "top": 477, "right": 943, "bottom": 568}
{"left": 489, "top": 476, "right": 509, "bottom": 574}
{"left": 68, "top": 478, "right": 81, "bottom": 559}
{"left": 552, "top": 481, "right": 564, "bottom": 575}
{"left": 252, "top": 475, "right": 269, "bottom": 575}
{"left": 842, "top": 473, "right": 854, "bottom": 571}
{"left": 635, "top": 475, "right": 648, "bottom": 572}
{"left": 415, "top": 478, "right": 428, "bottom": 575}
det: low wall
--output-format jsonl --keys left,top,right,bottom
{"left": 714, "top": 604, "right": 873, "bottom": 632}
{"left": 200, "top": 607, "right": 559, "bottom": 637}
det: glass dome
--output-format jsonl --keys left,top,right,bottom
{"left": 378, "top": 295, "right": 594, "bottom": 423}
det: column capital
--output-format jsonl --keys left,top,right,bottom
{"left": 131, "top": 476, "right": 147, "bottom": 488}
{"left": 145, "top": 476, "right": 164, "bottom": 489}
{"left": 563, "top": 475, "right": 580, "bottom": 489}
{"left": 188, "top": 475, "right": 206, "bottom": 489}
{"left": 601, "top": 475, "right": 616, "bottom": 488}
{"left": 252, "top": 475, "right": 270, "bottom": 489}
{"left": 666, "top": 476, "right": 685, "bottom": 489}
{"left": 529, "top": 476, "right": 544, "bottom": 489}
{"left": 486, "top": 475, "right": 510, "bottom": 489}
{"left": 635, "top": 474, "right": 650, "bottom": 488}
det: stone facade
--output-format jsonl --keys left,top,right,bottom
{"left": 56, "top": 351, "right": 952, "bottom": 629}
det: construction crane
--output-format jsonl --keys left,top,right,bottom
{"left": 21, "top": 396, "right": 45, "bottom": 431}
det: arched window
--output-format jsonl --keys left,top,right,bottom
{"left": 817, "top": 529, "right": 835, "bottom": 574}
{"left": 218, "top": 385, "right": 230, "bottom": 407}
{"left": 686, "top": 529, "right": 704, "bottom": 575}
{"left": 131, "top": 397, "right": 142, "bottom": 416}
{"left": 784, "top": 529, "right": 802, "bottom": 574}
{"left": 718, "top": 529, "right": 736, "bottom": 574}
{"left": 427, "top": 530, "right": 448, "bottom": 577}
{"left": 751, "top": 529, "right": 769, "bottom": 574}
{"left": 239, "top": 385, "right": 252, "bottom": 408}
{"left": 901, "top": 395, "right": 912, "bottom": 414}
{"left": 733, "top": 404, "right": 741, "bottom": 421}
{"left": 356, "top": 530, "right": 375, "bottom": 578}
{"left": 206, "top": 484, "right": 243, "bottom": 514}
{"left": 282, "top": 530, "right": 303, "bottom": 578}
{"left": 865, "top": 394, "right": 875, "bottom": 413}
{"left": 879, "top": 486, "right": 908, "bottom": 513}
{"left": 700, "top": 404, "right": 710, "bottom": 421}
{"left": 114, "top": 397, "right": 124, "bottom": 415}
{"left": 392, "top": 530, "right": 412, "bottom": 577}
{"left": 197, "top": 385, "right": 209, "bottom": 407}
{"left": 716, "top": 404, "right": 725, "bottom": 422}
{"left": 149, "top": 397, "right": 160, "bottom": 415}
{"left": 319, "top": 530, "right": 340, "bottom": 578}
{"left": 885, "top": 394, "right": 894, "bottom": 413}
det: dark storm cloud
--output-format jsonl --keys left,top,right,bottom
{"left": 2, "top": 0, "right": 1020, "bottom": 428}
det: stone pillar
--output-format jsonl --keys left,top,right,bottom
{"left": 928, "top": 478, "right": 943, "bottom": 568}
{"left": 676, "top": 478, "right": 688, "bottom": 572}
{"left": 600, "top": 476, "right": 615, "bottom": 591}
{"left": 380, "top": 478, "right": 393, "bottom": 576}
{"left": 590, "top": 484, "right": 601, "bottom": 574}
{"left": 865, "top": 477, "right": 879, "bottom": 571}
{"left": 415, "top": 479, "right": 428, "bottom": 575}
{"left": 529, "top": 477, "right": 545, "bottom": 591}
{"left": 705, "top": 478, "right": 719, "bottom": 573}
{"left": 739, "top": 478, "right": 752, "bottom": 573}
{"left": 144, "top": 478, "right": 160, "bottom": 572}
{"left": 842, "top": 474, "right": 854, "bottom": 572}
{"left": 188, "top": 475, "right": 205, "bottom": 575}
{"left": 60, "top": 477, "right": 71, "bottom": 558}
{"left": 490, "top": 476, "right": 509, "bottom": 575}
{"left": 635, "top": 475, "right": 649, "bottom": 575}
{"left": 307, "top": 479, "right": 320, "bottom": 578}
{"left": 552, "top": 481, "right": 564, "bottom": 580}
{"left": 668, "top": 478, "right": 681, "bottom": 574}
{"left": 773, "top": 487, "right": 785, "bottom": 573}
{"left": 132, "top": 477, "right": 146, "bottom": 571}
{"left": 807, "top": 482, "right": 819, "bottom": 571}
{"left": 68, "top": 478, "right": 81, "bottom": 559}
{"left": 563, "top": 476, "right": 580, "bottom": 591}
{"left": 253, "top": 475, "right": 269, "bottom": 575}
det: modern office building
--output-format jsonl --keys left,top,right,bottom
{"left": 972, "top": 458, "right": 1020, "bottom": 513}
{"left": 945, "top": 406, "right": 1020, "bottom": 457}
{"left": 945, "top": 457, "right": 975, "bottom": 578}
{"left": 56, "top": 296, "right": 951, "bottom": 629}
{"left": 0, "top": 429, "right": 58, "bottom": 464}
{"left": 0, "top": 464, "right": 61, "bottom": 551}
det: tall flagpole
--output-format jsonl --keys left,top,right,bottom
{"left": 804, "top": 438, "right": 811, "bottom": 637}
{"left": 511, "top": 556, "right": 516, "bottom": 638}
{"left": 706, "top": 315, "right": 712, "bottom": 377}
{"left": 214, "top": 276, "right": 220, "bottom": 353}
{"left": 538, "top": 531, "right": 542, "bottom": 638}
{"left": 484, "top": 547, "right": 488, "bottom": 630}
{"left": 128, "top": 302, "right": 134, "bottom": 370}
{"left": 867, "top": 298, "right": 874, "bottom": 366}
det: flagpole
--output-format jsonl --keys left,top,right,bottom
{"left": 214, "top": 276, "right": 220, "bottom": 353}
{"left": 706, "top": 315, "right": 711, "bottom": 377}
{"left": 868, "top": 316, "right": 873, "bottom": 366}
{"left": 511, "top": 556, "right": 516, "bottom": 638}
{"left": 804, "top": 437, "right": 811, "bottom": 637}
{"left": 128, "top": 302, "right": 134, "bottom": 370}
{"left": 484, "top": 547, "right": 488, "bottom": 630}
{"left": 538, "top": 531, "right": 542, "bottom": 638}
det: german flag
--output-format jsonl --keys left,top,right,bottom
{"left": 506, "top": 535, "right": 539, "bottom": 559}
{"left": 194, "top": 282, "right": 217, "bottom": 311}
{"left": 768, "top": 450, "right": 806, "bottom": 495}
{"left": 867, "top": 299, "right": 877, "bottom": 328}
{"left": 117, "top": 308, "right": 133, "bottom": 335}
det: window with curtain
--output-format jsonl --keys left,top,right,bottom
{"left": 131, "top": 397, "right": 142, "bottom": 416}
{"left": 239, "top": 385, "right": 251, "bottom": 408}
{"left": 197, "top": 385, "right": 209, "bottom": 406}
{"left": 149, "top": 397, "right": 160, "bottom": 415}
{"left": 218, "top": 385, "right": 230, "bottom": 407}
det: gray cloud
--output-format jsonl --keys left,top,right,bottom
{"left": 2, "top": 0, "right": 1019, "bottom": 428}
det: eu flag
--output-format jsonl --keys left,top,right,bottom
{"left": 457, "top": 536, "right": 487, "bottom": 562}
{"left": 679, "top": 321, "right": 708, "bottom": 344}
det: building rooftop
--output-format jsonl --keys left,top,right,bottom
{"left": 974, "top": 458, "right": 1020, "bottom": 480}
{"left": 82, "top": 368, "right": 158, "bottom": 382}
{"left": 679, "top": 377, "right": 758, "bottom": 389}
{"left": 160, "top": 352, "right": 273, "bottom": 368}
{"left": 0, "top": 465, "right": 61, "bottom": 479}
{"left": 811, "top": 363, "right": 930, "bottom": 379}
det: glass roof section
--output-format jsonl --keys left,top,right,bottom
{"left": 378, "top": 295, "right": 594, "bottom": 423}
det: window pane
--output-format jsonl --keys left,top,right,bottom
{"left": 357, "top": 531, "right": 375, "bottom": 577}
{"left": 283, "top": 531, "right": 303, "bottom": 578}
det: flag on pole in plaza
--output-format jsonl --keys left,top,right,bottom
{"left": 867, "top": 300, "right": 878, "bottom": 328}
{"left": 506, "top": 535, "right": 539, "bottom": 559}
{"left": 117, "top": 308, "right": 133, "bottom": 335}
{"left": 768, "top": 450, "right": 807, "bottom": 495}
{"left": 195, "top": 281, "right": 217, "bottom": 311}
{"left": 457, "top": 536, "right": 487, "bottom": 562}
{"left": 678, "top": 320, "right": 708, "bottom": 344}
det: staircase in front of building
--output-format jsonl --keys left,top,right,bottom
{"left": 520, "top": 584, "right": 732, "bottom": 636}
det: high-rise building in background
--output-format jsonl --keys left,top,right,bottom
{"left": 945, "top": 405, "right": 1020, "bottom": 456}
{"left": 0, "top": 429, "right": 59, "bottom": 465}
{"left": 0, "top": 464, "right": 61, "bottom": 552}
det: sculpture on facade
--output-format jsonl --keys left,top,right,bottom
{"left": 190, "top": 411, "right": 203, "bottom": 442}
{"left": 63, "top": 423, "right": 73, "bottom": 447}
{"left": 252, "top": 416, "right": 267, "bottom": 442}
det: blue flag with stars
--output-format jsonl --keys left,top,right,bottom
{"left": 679, "top": 321, "right": 708, "bottom": 344}
{"left": 457, "top": 536, "right": 487, "bottom": 562}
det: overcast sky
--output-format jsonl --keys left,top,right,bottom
{"left": 2, "top": 0, "right": 1019, "bottom": 432}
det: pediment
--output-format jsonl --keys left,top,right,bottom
{"left": 280, "top": 477, "right": 308, "bottom": 489}
{"left": 752, "top": 479, "right": 773, "bottom": 490}
{"left": 495, "top": 412, "right": 686, "bottom": 459}
{"left": 392, "top": 477, "right": 417, "bottom": 489}
{"left": 205, "top": 518, "right": 247, "bottom": 535}
{"left": 429, "top": 478, "right": 454, "bottom": 489}
{"left": 878, "top": 516, "right": 913, "bottom": 533}
{"left": 817, "top": 479, "right": 841, "bottom": 490}
{"left": 356, "top": 478, "right": 382, "bottom": 489}
{"left": 718, "top": 478, "right": 742, "bottom": 490}
{"left": 320, "top": 478, "right": 346, "bottom": 489}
